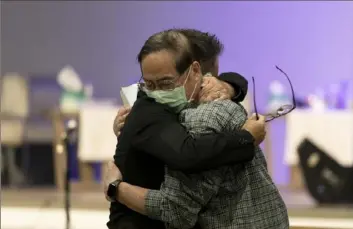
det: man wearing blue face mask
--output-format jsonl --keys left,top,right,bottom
{"left": 105, "top": 29, "right": 267, "bottom": 229}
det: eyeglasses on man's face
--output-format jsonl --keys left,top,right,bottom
{"left": 138, "top": 76, "right": 179, "bottom": 91}
{"left": 138, "top": 65, "right": 193, "bottom": 91}
{"left": 252, "top": 65, "right": 296, "bottom": 122}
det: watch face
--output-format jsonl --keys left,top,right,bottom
{"left": 107, "top": 183, "right": 117, "bottom": 201}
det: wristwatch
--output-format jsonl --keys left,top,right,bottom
{"left": 107, "top": 179, "right": 123, "bottom": 202}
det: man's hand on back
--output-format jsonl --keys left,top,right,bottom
{"left": 113, "top": 106, "right": 131, "bottom": 137}
{"left": 199, "top": 76, "right": 235, "bottom": 102}
{"left": 114, "top": 77, "right": 235, "bottom": 136}
{"left": 242, "top": 114, "right": 266, "bottom": 145}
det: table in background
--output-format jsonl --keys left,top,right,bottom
{"left": 284, "top": 110, "right": 353, "bottom": 189}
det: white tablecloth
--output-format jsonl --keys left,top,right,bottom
{"left": 284, "top": 110, "right": 353, "bottom": 166}
{"left": 78, "top": 103, "right": 119, "bottom": 161}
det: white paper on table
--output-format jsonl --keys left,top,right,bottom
{"left": 78, "top": 102, "right": 118, "bottom": 162}
{"left": 120, "top": 83, "right": 139, "bottom": 107}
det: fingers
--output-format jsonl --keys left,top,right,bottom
{"left": 117, "top": 109, "right": 124, "bottom": 116}
{"left": 249, "top": 113, "right": 265, "bottom": 122}
{"left": 117, "top": 123, "right": 124, "bottom": 131}
{"left": 118, "top": 106, "right": 131, "bottom": 116}
{"left": 199, "top": 96, "right": 210, "bottom": 103}
{"left": 200, "top": 94, "right": 215, "bottom": 103}
{"left": 199, "top": 77, "right": 209, "bottom": 98}
{"left": 200, "top": 76, "right": 217, "bottom": 96}
{"left": 249, "top": 113, "right": 257, "bottom": 120}
{"left": 215, "top": 94, "right": 228, "bottom": 101}
{"left": 200, "top": 93, "right": 224, "bottom": 103}
{"left": 117, "top": 113, "right": 128, "bottom": 123}
{"left": 257, "top": 115, "right": 265, "bottom": 123}
{"left": 200, "top": 87, "right": 229, "bottom": 102}
{"left": 201, "top": 76, "right": 212, "bottom": 87}
{"left": 199, "top": 81, "right": 211, "bottom": 99}
{"left": 117, "top": 112, "right": 129, "bottom": 126}
{"left": 114, "top": 107, "right": 130, "bottom": 137}
{"left": 199, "top": 75, "right": 233, "bottom": 102}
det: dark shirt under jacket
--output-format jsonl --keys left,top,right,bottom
{"left": 108, "top": 75, "right": 254, "bottom": 229}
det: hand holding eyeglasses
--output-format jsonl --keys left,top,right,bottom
{"left": 242, "top": 114, "right": 266, "bottom": 145}
{"left": 252, "top": 65, "right": 296, "bottom": 122}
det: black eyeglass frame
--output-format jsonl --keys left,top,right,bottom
{"left": 252, "top": 65, "right": 296, "bottom": 122}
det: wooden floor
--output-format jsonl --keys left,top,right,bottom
{"left": 2, "top": 187, "right": 353, "bottom": 217}
{"left": 2, "top": 187, "right": 353, "bottom": 229}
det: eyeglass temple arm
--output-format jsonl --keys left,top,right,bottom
{"left": 275, "top": 65, "right": 296, "bottom": 108}
{"left": 252, "top": 77, "right": 259, "bottom": 120}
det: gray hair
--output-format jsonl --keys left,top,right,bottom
{"left": 137, "top": 29, "right": 193, "bottom": 75}
{"left": 137, "top": 28, "right": 224, "bottom": 75}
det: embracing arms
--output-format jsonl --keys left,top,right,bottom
{"left": 117, "top": 101, "right": 264, "bottom": 228}
{"left": 129, "top": 103, "right": 256, "bottom": 171}
{"left": 115, "top": 76, "right": 264, "bottom": 172}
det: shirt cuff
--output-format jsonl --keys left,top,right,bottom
{"left": 145, "top": 189, "right": 162, "bottom": 220}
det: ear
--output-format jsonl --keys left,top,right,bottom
{"left": 191, "top": 61, "right": 201, "bottom": 74}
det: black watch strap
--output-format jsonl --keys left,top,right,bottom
{"left": 107, "top": 179, "right": 123, "bottom": 202}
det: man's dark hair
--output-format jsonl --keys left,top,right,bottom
{"left": 137, "top": 28, "right": 223, "bottom": 75}
{"left": 176, "top": 29, "right": 223, "bottom": 75}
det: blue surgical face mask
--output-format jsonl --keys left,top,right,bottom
{"left": 145, "top": 67, "right": 198, "bottom": 112}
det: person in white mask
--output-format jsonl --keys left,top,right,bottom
{"left": 105, "top": 28, "right": 267, "bottom": 229}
